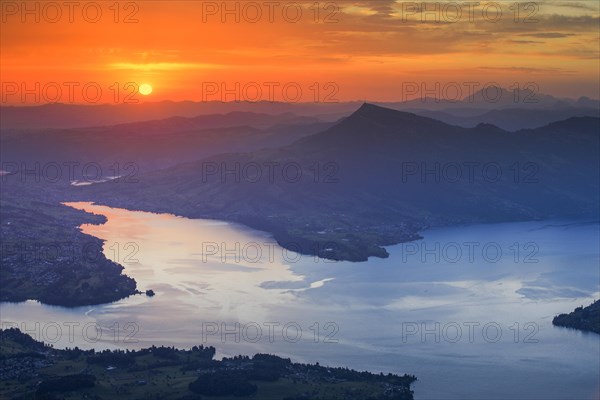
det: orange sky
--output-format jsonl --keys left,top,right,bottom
{"left": 1, "top": 0, "right": 599, "bottom": 104}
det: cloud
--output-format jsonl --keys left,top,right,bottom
{"left": 510, "top": 40, "right": 545, "bottom": 44}
{"left": 478, "top": 66, "right": 577, "bottom": 75}
{"left": 520, "top": 32, "right": 575, "bottom": 38}
{"left": 108, "top": 63, "right": 224, "bottom": 71}
{"left": 549, "top": 1, "right": 600, "bottom": 12}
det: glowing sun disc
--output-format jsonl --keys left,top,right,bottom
{"left": 139, "top": 83, "right": 153, "bottom": 96}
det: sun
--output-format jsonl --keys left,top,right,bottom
{"left": 139, "top": 83, "right": 153, "bottom": 96}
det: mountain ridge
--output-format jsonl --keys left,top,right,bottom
{"left": 71, "top": 104, "right": 600, "bottom": 261}
{"left": 2, "top": 88, "right": 598, "bottom": 130}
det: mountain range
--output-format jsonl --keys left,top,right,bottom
{"left": 73, "top": 103, "right": 600, "bottom": 261}
{"left": 2, "top": 87, "right": 597, "bottom": 131}
{"left": 0, "top": 112, "right": 333, "bottom": 176}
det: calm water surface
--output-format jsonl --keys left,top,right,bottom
{"left": 1, "top": 202, "right": 598, "bottom": 399}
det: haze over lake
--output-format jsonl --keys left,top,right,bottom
{"left": 1, "top": 202, "right": 598, "bottom": 399}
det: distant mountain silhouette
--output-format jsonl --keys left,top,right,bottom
{"left": 75, "top": 104, "right": 600, "bottom": 261}
{"left": 0, "top": 102, "right": 355, "bottom": 130}
{"left": 395, "top": 85, "right": 597, "bottom": 111}
{"left": 412, "top": 107, "right": 599, "bottom": 131}
{"left": 2, "top": 88, "right": 597, "bottom": 130}
{"left": 0, "top": 112, "right": 334, "bottom": 176}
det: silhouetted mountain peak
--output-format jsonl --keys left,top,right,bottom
{"left": 351, "top": 102, "right": 397, "bottom": 118}
{"left": 345, "top": 103, "right": 439, "bottom": 126}
{"left": 293, "top": 104, "right": 462, "bottom": 151}
{"left": 473, "top": 122, "right": 506, "bottom": 134}
{"left": 356, "top": 102, "right": 382, "bottom": 112}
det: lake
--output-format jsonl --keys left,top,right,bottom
{"left": 1, "top": 202, "right": 599, "bottom": 399}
